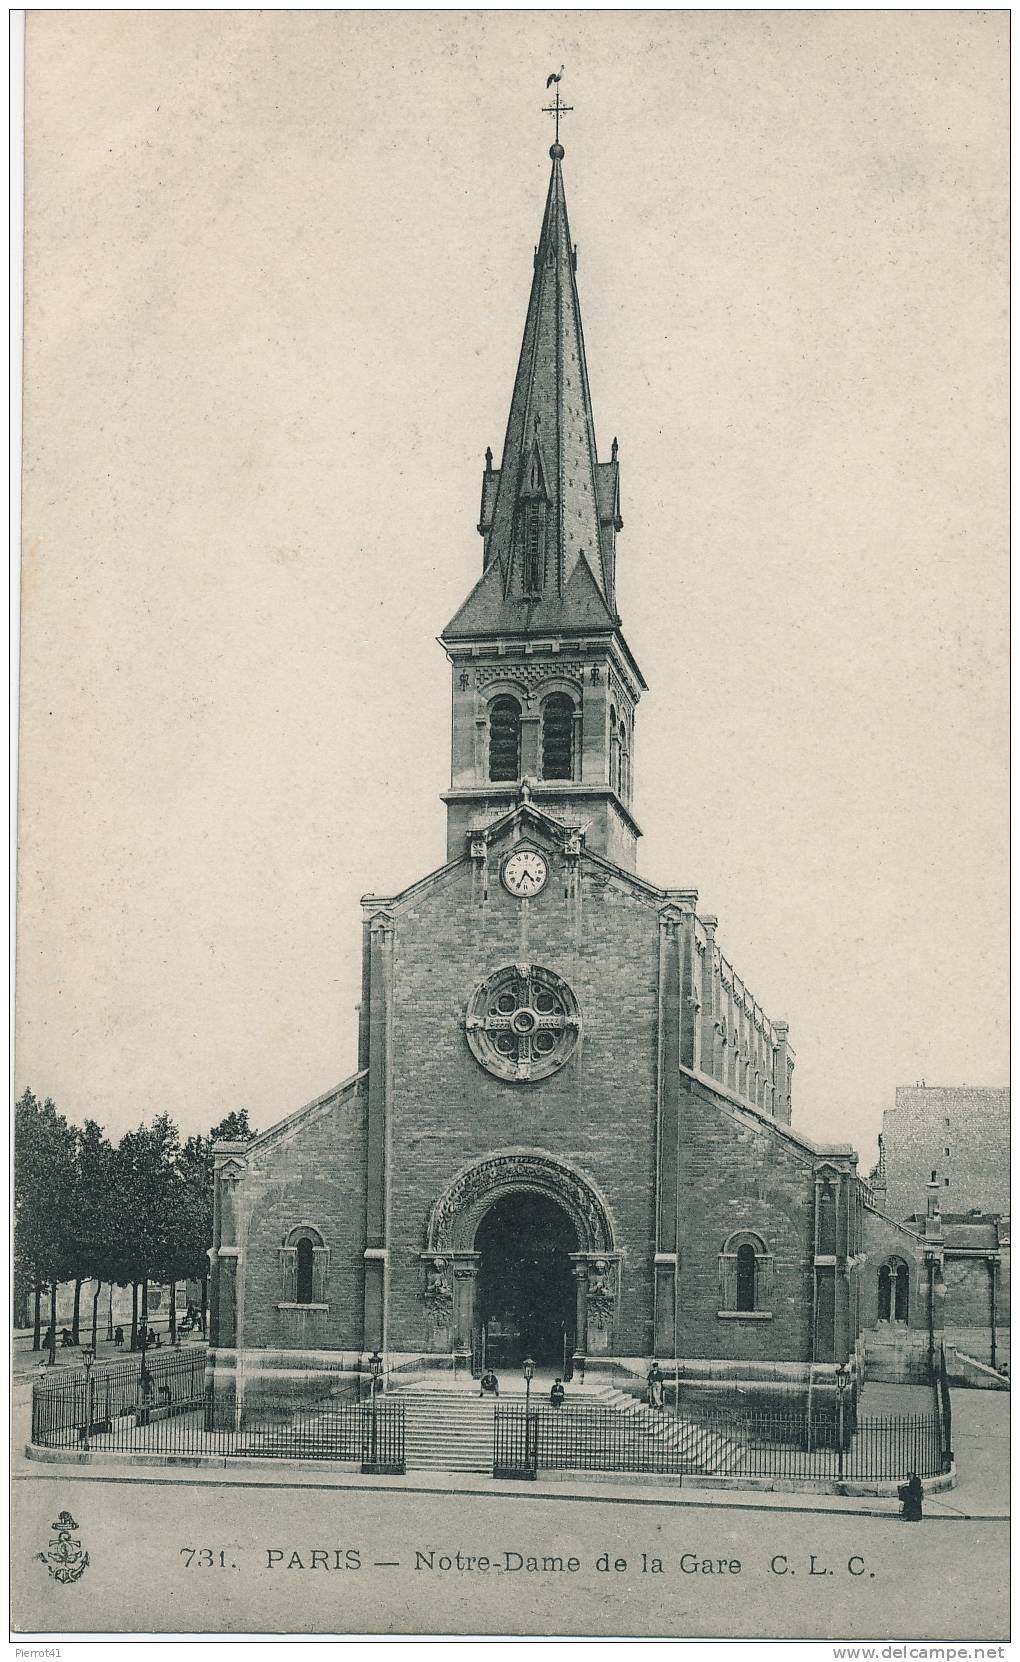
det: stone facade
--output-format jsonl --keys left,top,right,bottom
{"left": 206, "top": 135, "right": 948, "bottom": 1423}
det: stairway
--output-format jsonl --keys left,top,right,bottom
{"left": 583, "top": 1382, "right": 742, "bottom": 1475}
{"left": 400, "top": 1389, "right": 496, "bottom": 1474}
{"left": 392, "top": 1379, "right": 740, "bottom": 1477}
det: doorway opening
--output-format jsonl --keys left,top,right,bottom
{"left": 475, "top": 1190, "right": 576, "bottom": 1375}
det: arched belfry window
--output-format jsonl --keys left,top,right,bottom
{"left": 618, "top": 719, "right": 630, "bottom": 802}
{"left": 719, "top": 1230, "right": 773, "bottom": 1317}
{"left": 279, "top": 1224, "right": 330, "bottom": 1307}
{"left": 489, "top": 696, "right": 522, "bottom": 782}
{"left": 609, "top": 705, "right": 619, "bottom": 791}
{"left": 542, "top": 693, "right": 574, "bottom": 780}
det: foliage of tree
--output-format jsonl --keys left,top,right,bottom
{"left": 14, "top": 1090, "right": 79, "bottom": 1359}
{"left": 14, "top": 1089, "right": 256, "bottom": 1355}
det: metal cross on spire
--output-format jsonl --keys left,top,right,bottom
{"left": 542, "top": 73, "right": 573, "bottom": 146}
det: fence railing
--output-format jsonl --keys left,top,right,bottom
{"left": 30, "top": 1364, "right": 405, "bottom": 1474}
{"left": 32, "top": 1349, "right": 207, "bottom": 1446}
{"left": 493, "top": 1402, "right": 949, "bottom": 1482}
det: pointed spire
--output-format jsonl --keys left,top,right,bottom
{"left": 445, "top": 140, "right": 621, "bottom": 639}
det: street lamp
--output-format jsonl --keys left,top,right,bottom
{"left": 364, "top": 1349, "right": 383, "bottom": 1472}
{"left": 834, "top": 1361, "right": 851, "bottom": 1480}
{"left": 522, "top": 1356, "right": 536, "bottom": 1474}
{"left": 80, "top": 1345, "right": 96, "bottom": 1451}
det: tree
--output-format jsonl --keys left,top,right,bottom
{"left": 116, "top": 1115, "right": 185, "bottom": 1355}
{"left": 14, "top": 1090, "right": 78, "bottom": 1361}
{"left": 67, "top": 1120, "right": 117, "bottom": 1349}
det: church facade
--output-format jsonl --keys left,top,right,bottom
{"left": 209, "top": 139, "right": 896, "bottom": 1421}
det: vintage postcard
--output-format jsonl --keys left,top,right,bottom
{"left": 12, "top": 9, "right": 1009, "bottom": 1645}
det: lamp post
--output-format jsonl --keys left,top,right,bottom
{"left": 834, "top": 1361, "right": 851, "bottom": 1480}
{"left": 522, "top": 1356, "right": 536, "bottom": 1474}
{"left": 365, "top": 1349, "right": 383, "bottom": 1472}
{"left": 80, "top": 1345, "right": 96, "bottom": 1451}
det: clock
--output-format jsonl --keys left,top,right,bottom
{"left": 501, "top": 849, "right": 549, "bottom": 898}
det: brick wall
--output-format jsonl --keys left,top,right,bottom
{"left": 677, "top": 1080, "right": 817, "bottom": 1362}
{"left": 385, "top": 843, "right": 660, "bottom": 1356}
{"left": 881, "top": 1086, "right": 1009, "bottom": 1219}
{"left": 238, "top": 1087, "right": 368, "bottom": 1354}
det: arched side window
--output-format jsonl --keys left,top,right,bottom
{"left": 488, "top": 696, "right": 522, "bottom": 783}
{"left": 878, "top": 1257, "right": 909, "bottom": 1324}
{"left": 541, "top": 693, "right": 575, "bottom": 780}
{"left": 609, "top": 705, "right": 619, "bottom": 792}
{"left": 279, "top": 1224, "right": 330, "bottom": 1307}
{"left": 719, "top": 1230, "right": 773, "bottom": 1318}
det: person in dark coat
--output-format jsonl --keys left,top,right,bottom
{"left": 647, "top": 1362, "right": 665, "bottom": 1409}
{"left": 479, "top": 1368, "right": 499, "bottom": 1398}
{"left": 898, "top": 1472, "right": 923, "bottom": 1521}
{"left": 550, "top": 1379, "right": 566, "bottom": 1409}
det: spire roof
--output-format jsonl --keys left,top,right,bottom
{"left": 444, "top": 145, "right": 620, "bottom": 641}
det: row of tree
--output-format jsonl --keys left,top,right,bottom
{"left": 14, "top": 1090, "right": 254, "bottom": 1363}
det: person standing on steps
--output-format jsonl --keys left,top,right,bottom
{"left": 550, "top": 1378, "right": 566, "bottom": 1409}
{"left": 646, "top": 1361, "right": 665, "bottom": 1409}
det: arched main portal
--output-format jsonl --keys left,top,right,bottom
{"left": 422, "top": 1149, "right": 619, "bottom": 1374}
{"left": 475, "top": 1190, "right": 577, "bottom": 1371}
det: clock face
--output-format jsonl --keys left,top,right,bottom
{"left": 502, "top": 850, "right": 549, "bottom": 898}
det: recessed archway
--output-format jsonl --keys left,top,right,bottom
{"left": 475, "top": 1190, "right": 577, "bottom": 1371}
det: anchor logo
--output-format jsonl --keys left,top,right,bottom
{"left": 36, "top": 1510, "right": 90, "bottom": 1584}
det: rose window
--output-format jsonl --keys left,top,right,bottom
{"left": 465, "top": 963, "right": 581, "bottom": 1082}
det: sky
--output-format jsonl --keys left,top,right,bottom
{"left": 16, "top": 11, "right": 1008, "bottom": 1168}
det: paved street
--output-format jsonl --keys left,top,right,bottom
{"left": 12, "top": 1463, "right": 1008, "bottom": 1640}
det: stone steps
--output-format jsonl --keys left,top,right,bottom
{"left": 391, "top": 1382, "right": 741, "bottom": 1476}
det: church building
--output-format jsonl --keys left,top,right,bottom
{"left": 208, "top": 133, "right": 882, "bottom": 1422}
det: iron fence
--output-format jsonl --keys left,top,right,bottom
{"left": 493, "top": 1402, "right": 949, "bottom": 1482}
{"left": 30, "top": 1362, "right": 404, "bottom": 1473}
{"left": 32, "top": 1349, "right": 207, "bottom": 1447}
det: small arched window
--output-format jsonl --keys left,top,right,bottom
{"left": 609, "top": 705, "right": 619, "bottom": 791}
{"left": 489, "top": 696, "right": 522, "bottom": 782}
{"left": 719, "top": 1230, "right": 773, "bottom": 1318}
{"left": 280, "top": 1224, "right": 329, "bottom": 1308}
{"left": 736, "top": 1244, "right": 757, "bottom": 1311}
{"left": 296, "top": 1238, "right": 314, "bottom": 1304}
{"left": 618, "top": 720, "right": 629, "bottom": 801}
{"left": 878, "top": 1258, "right": 909, "bottom": 1324}
{"left": 542, "top": 693, "right": 574, "bottom": 780}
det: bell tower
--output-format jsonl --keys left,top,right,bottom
{"left": 440, "top": 136, "right": 646, "bottom": 871}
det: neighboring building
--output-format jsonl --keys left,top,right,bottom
{"left": 860, "top": 1180, "right": 1009, "bottom": 1382}
{"left": 872, "top": 1085, "right": 1009, "bottom": 1222}
{"left": 206, "top": 131, "right": 973, "bottom": 1422}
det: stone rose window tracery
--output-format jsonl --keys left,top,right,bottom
{"left": 466, "top": 963, "right": 581, "bottom": 1082}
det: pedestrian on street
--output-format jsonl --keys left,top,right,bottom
{"left": 550, "top": 1378, "right": 566, "bottom": 1409}
{"left": 898, "top": 1472, "right": 924, "bottom": 1522}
